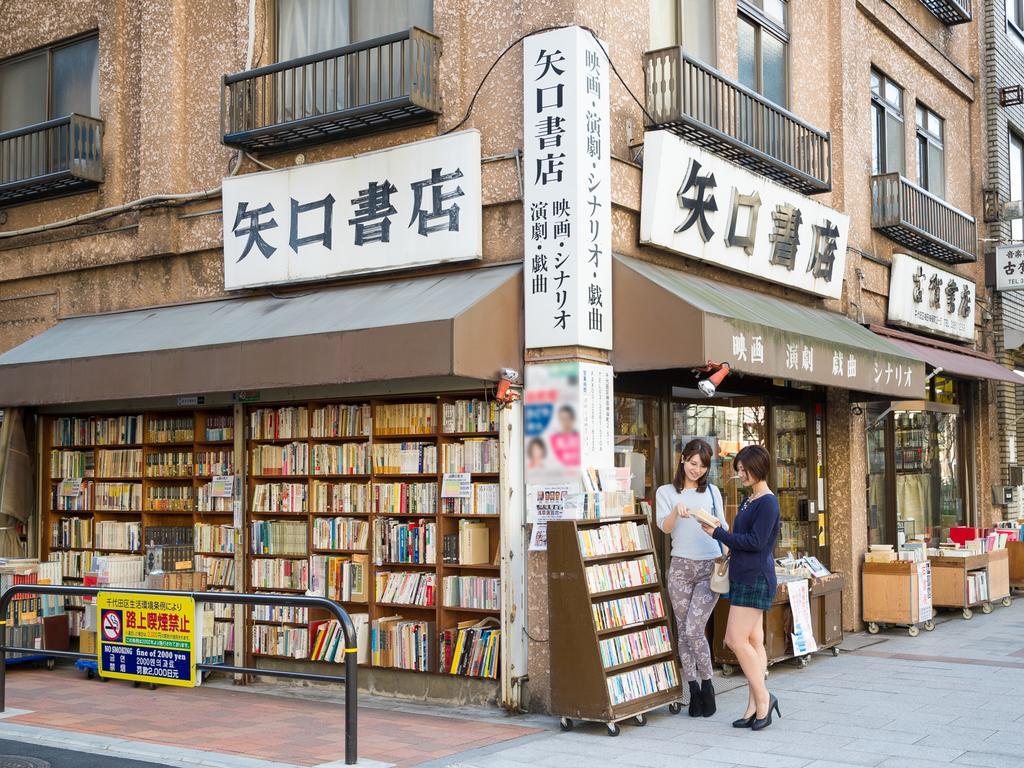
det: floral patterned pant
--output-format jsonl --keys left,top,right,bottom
{"left": 667, "top": 557, "right": 719, "bottom": 682}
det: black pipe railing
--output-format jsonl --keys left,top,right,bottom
{"left": 0, "top": 114, "right": 104, "bottom": 205}
{"left": 918, "top": 0, "right": 971, "bottom": 25}
{"left": 0, "top": 585, "right": 358, "bottom": 766}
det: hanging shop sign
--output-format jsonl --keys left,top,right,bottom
{"left": 221, "top": 131, "right": 482, "bottom": 290}
{"left": 522, "top": 26, "right": 612, "bottom": 350}
{"left": 887, "top": 253, "right": 975, "bottom": 342}
{"left": 639, "top": 131, "right": 849, "bottom": 300}
{"left": 97, "top": 591, "right": 199, "bottom": 687}
{"left": 995, "top": 244, "right": 1024, "bottom": 292}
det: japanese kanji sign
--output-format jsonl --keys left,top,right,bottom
{"left": 640, "top": 131, "right": 850, "bottom": 299}
{"left": 995, "top": 244, "right": 1024, "bottom": 292}
{"left": 221, "top": 131, "right": 482, "bottom": 289}
{"left": 888, "top": 253, "right": 975, "bottom": 342}
{"left": 523, "top": 27, "right": 612, "bottom": 349}
{"left": 97, "top": 591, "right": 198, "bottom": 687}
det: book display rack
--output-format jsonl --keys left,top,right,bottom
{"left": 862, "top": 561, "right": 935, "bottom": 636}
{"left": 547, "top": 516, "right": 683, "bottom": 736}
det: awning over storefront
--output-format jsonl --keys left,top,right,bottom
{"left": 613, "top": 254, "right": 925, "bottom": 398}
{"left": 868, "top": 325, "right": 1020, "bottom": 385}
{"left": 0, "top": 265, "right": 522, "bottom": 406}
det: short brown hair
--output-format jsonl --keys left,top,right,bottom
{"left": 735, "top": 444, "right": 771, "bottom": 483}
{"left": 673, "top": 438, "right": 713, "bottom": 493}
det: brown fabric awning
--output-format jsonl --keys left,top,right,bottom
{"left": 871, "top": 329, "right": 1020, "bottom": 385}
{"left": 0, "top": 265, "right": 522, "bottom": 406}
{"left": 612, "top": 255, "right": 925, "bottom": 398}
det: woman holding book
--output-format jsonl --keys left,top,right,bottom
{"left": 698, "top": 444, "right": 782, "bottom": 732}
{"left": 656, "top": 438, "right": 727, "bottom": 718}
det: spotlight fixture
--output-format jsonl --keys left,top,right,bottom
{"left": 695, "top": 361, "right": 731, "bottom": 398}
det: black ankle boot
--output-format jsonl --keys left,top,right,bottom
{"left": 687, "top": 680, "right": 703, "bottom": 717}
{"left": 700, "top": 679, "right": 716, "bottom": 717}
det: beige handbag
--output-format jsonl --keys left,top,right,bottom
{"left": 708, "top": 489, "right": 730, "bottom": 594}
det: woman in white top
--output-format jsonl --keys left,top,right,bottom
{"left": 656, "top": 438, "right": 728, "bottom": 718}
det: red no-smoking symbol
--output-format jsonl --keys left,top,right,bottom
{"left": 101, "top": 609, "right": 123, "bottom": 642}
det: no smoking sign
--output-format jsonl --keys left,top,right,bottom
{"left": 100, "top": 609, "right": 123, "bottom": 643}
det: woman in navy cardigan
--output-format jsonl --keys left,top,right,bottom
{"left": 698, "top": 445, "right": 781, "bottom": 732}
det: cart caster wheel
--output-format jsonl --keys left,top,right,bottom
{"left": 832, "top": 647, "right": 840, "bottom": 657}
{"left": 669, "top": 702, "right": 683, "bottom": 715}
{"left": 721, "top": 664, "right": 735, "bottom": 677}
{"left": 86, "top": 669, "right": 94, "bottom": 680}
{"left": 1003, "top": 596, "right": 1012, "bottom": 607}
{"left": 924, "top": 620, "right": 935, "bottom": 631}
{"left": 867, "top": 622, "right": 880, "bottom": 634}
{"left": 558, "top": 717, "right": 573, "bottom": 732}
{"left": 982, "top": 602, "right": 994, "bottom": 614}
{"left": 634, "top": 714, "right": 647, "bottom": 726}
{"left": 100, "top": 676, "right": 109, "bottom": 682}
{"left": 796, "top": 655, "right": 809, "bottom": 668}
{"left": 46, "top": 659, "right": 55, "bottom": 670}
{"left": 607, "top": 723, "right": 620, "bottom": 737}
{"left": 962, "top": 608, "right": 973, "bottom": 620}
{"left": 908, "top": 625, "right": 920, "bottom": 637}
{"left": 148, "top": 683, "right": 157, "bottom": 690}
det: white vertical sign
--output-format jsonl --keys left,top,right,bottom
{"left": 523, "top": 27, "right": 612, "bottom": 349}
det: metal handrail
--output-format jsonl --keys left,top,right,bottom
{"left": 0, "top": 113, "right": 104, "bottom": 187}
{"left": 918, "top": 0, "right": 972, "bottom": 24}
{"left": 644, "top": 47, "right": 831, "bottom": 192}
{"left": 0, "top": 585, "right": 358, "bottom": 765}
{"left": 870, "top": 172, "right": 977, "bottom": 261}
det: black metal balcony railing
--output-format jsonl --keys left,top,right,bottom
{"left": 644, "top": 48, "right": 831, "bottom": 195}
{"left": 0, "top": 114, "right": 104, "bottom": 206}
{"left": 918, "top": 0, "right": 971, "bottom": 25}
{"left": 871, "top": 173, "right": 977, "bottom": 264}
{"left": 222, "top": 27, "right": 442, "bottom": 153}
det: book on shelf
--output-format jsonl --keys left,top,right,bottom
{"left": 93, "top": 554, "right": 146, "bottom": 586}
{"left": 591, "top": 591, "right": 666, "bottom": 631}
{"left": 439, "top": 483, "right": 500, "bottom": 516}
{"left": 52, "top": 417, "right": 95, "bottom": 447}
{"left": 442, "top": 399, "right": 498, "bottom": 434}
{"left": 194, "top": 523, "right": 236, "bottom": 553}
{"left": 252, "top": 623, "right": 308, "bottom": 658}
{"left": 376, "top": 570, "right": 436, "bottom": 606}
{"left": 312, "top": 516, "right": 369, "bottom": 550}
{"left": 253, "top": 605, "right": 308, "bottom": 623}
{"left": 145, "top": 525, "right": 193, "bottom": 546}
{"left": 249, "top": 407, "right": 309, "bottom": 440}
{"left": 311, "top": 481, "right": 370, "bottom": 514}
{"left": 375, "top": 403, "right": 436, "bottom": 436}
{"left": 442, "top": 575, "right": 500, "bottom": 610}
{"left": 194, "top": 555, "right": 235, "bottom": 587}
{"left": 93, "top": 482, "right": 142, "bottom": 512}
{"left": 48, "top": 550, "right": 94, "bottom": 579}
{"left": 439, "top": 617, "right": 499, "bottom": 678}
{"left": 251, "top": 442, "right": 309, "bottom": 476}
{"left": 309, "top": 554, "right": 368, "bottom": 602}
{"left": 197, "top": 482, "right": 233, "bottom": 513}
{"left": 311, "top": 403, "right": 372, "bottom": 438}
{"left": 97, "top": 449, "right": 143, "bottom": 477}
{"left": 145, "top": 485, "right": 194, "bottom": 512}
{"left": 195, "top": 449, "right": 234, "bottom": 476}
{"left": 50, "top": 449, "right": 95, "bottom": 478}
{"left": 573, "top": 490, "right": 636, "bottom": 520}
{"left": 95, "top": 415, "right": 143, "bottom": 446}
{"left": 145, "top": 451, "right": 193, "bottom": 478}
{"left": 599, "top": 625, "right": 672, "bottom": 669}
{"left": 147, "top": 417, "right": 194, "bottom": 443}
{"left": 310, "top": 613, "right": 369, "bottom": 664}
{"left": 576, "top": 520, "right": 652, "bottom": 557}
{"left": 442, "top": 534, "right": 459, "bottom": 564}
{"left": 373, "top": 518, "right": 436, "bottom": 565}
{"left": 252, "top": 483, "right": 308, "bottom": 514}
{"left": 204, "top": 415, "right": 234, "bottom": 442}
{"left": 371, "top": 615, "right": 435, "bottom": 670}
{"left": 251, "top": 557, "right": 309, "bottom": 591}
{"left": 251, "top": 519, "right": 308, "bottom": 556}
{"left": 53, "top": 482, "right": 93, "bottom": 511}
{"left": 606, "top": 660, "right": 678, "bottom": 706}
{"left": 95, "top": 521, "right": 141, "bottom": 551}
{"left": 51, "top": 517, "right": 93, "bottom": 549}
{"left": 458, "top": 520, "right": 490, "bottom": 565}
{"left": 372, "top": 442, "right": 438, "bottom": 474}
{"left": 442, "top": 438, "right": 499, "bottom": 473}
{"left": 312, "top": 443, "right": 370, "bottom": 475}
{"left": 584, "top": 554, "right": 658, "bottom": 593}
{"left": 372, "top": 482, "right": 437, "bottom": 516}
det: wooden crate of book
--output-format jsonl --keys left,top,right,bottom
{"left": 928, "top": 553, "right": 990, "bottom": 615}
{"left": 862, "top": 560, "right": 932, "bottom": 632}
{"left": 548, "top": 515, "right": 682, "bottom": 734}
{"left": 1007, "top": 540, "right": 1024, "bottom": 589}
{"left": 986, "top": 548, "right": 1011, "bottom": 604}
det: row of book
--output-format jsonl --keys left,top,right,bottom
{"left": 202, "top": 621, "right": 234, "bottom": 664}
{"left": 52, "top": 417, "right": 96, "bottom": 447}
{"left": 591, "top": 591, "right": 666, "bottom": 632}
{"left": 439, "top": 621, "right": 499, "bottom": 678}
{"left": 584, "top": 554, "right": 658, "bottom": 594}
{"left": 96, "top": 521, "right": 141, "bottom": 551}
{"left": 441, "top": 520, "right": 490, "bottom": 565}
{"left": 441, "top": 483, "right": 499, "bottom": 516}
{"left": 194, "top": 523, "right": 236, "bottom": 553}
{"left": 376, "top": 571, "right": 436, "bottom": 606}
{"left": 49, "top": 550, "right": 94, "bottom": 578}
{"left": 373, "top": 482, "right": 437, "bottom": 516}
{"left": 599, "top": 625, "right": 672, "bottom": 669}
{"left": 251, "top": 442, "right": 309, "bottom": 476}
{"left": 968, "top": 571, "right": 990, "bottom": 604}
{"left": 442, "top": 575, "right": 500, "bottom": 611}
{"left": 376, "top": 404, "right": 436, "bottom": 436}
{"left": 145, "top": 451, "right": 193, "bottom": 477}
{"left": 50, "top": 450, "right": 94, "bottom": 478}
{"left": 210, "top": 602, "right": 234, "bottom": 620}
{"left": 252, "top": 624, "right": 308, "bottom": 658}
{"left": 205, "top": 415, "right": 234, "bottom": 441}
{"left": 145, "top": 525, "right": 193, "bottom": 546}
{"left": 606, "top": 660, "right": 678, "bottom": 705}
{"left": 251, "top": 520, "right": 308, "bottom": 556}
{"left": 95, "top": 482, "right": 143, "bottom": 512}
{"left": 251, "top": 557, "right": 309, "bottom": 590}
{"left": 309, "top": 554, "right": 368, "bottom": 602}
{"left": 577, "top": 521, "right": 652, "bottom": 558}
{"left": 148, "top": 417, "right": 194, "bottom": 444}
{"left": 195, "top": 555, "right": 234, "bottom": 587}
{"left": 196, "top": 449, "right": 234, "bottom": 475}
{"left": 96, "top": 416, "right": 144, "bottom": 446}
{"left": 373, "top": 518, "right": 436, "bottom": 564}
{"left": 146, "top": 485, "right": 193, "bottom": 512}
{"left": 197, "top": 482, "right": 233, "bottom": 512}
{"left": 372, "top": 443, "right": 437, "bottom": 474}
{"left": 310, "top": 404, "right": 371, "bottom": 438}
{"left": 311, "top": 614, "right": 369, "bottom": 664}
{"left": 371, "top": 616, "right": 433, "bottom": 669}
{"left": 441, "top": 400, "right": 498, "bottom": 434}
{"left": 250, "top": 407, "right": 309, "bottom": 440}
{"left": 54, "top": 486, "right": 90, "bottom": 511}
{"left": 97, "top": 449, "right": 143, "bottom": 477}
{"left": 441, "top": 439, "right": 499, "bottom": 473}
{"left": 252, "top": 483, "right": 307, "bottom": 513}
{"left": 574, "top": 490, "right": 636, "bottom": 520}
{"left": 312, "top": 516, "right": 370, "bottom": 551}
{"left": 309, "top": 444, "right": 370, "bottom": 476}
{"left": 253, "top": 605, "right": 307, "bottom": 623}
{"left": 51, "top": 517, "right": 92, "bottom": 549}
{"left": 311, "top": 481, "right": 370, "bottom": 514}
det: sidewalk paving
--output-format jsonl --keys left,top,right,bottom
{"left": 4, "top": 599, "right": 1024, "bottom": 767}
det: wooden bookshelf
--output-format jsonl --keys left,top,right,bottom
{"left": 547, "top": 517, "right": 683, "bottom": 736}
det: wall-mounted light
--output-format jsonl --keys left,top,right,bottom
{"left": 695, "top": 361, "right": 731, "bottom": 398}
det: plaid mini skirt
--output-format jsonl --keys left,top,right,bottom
{"left": 727, "top": 576, "right": 774, "bottom": 611}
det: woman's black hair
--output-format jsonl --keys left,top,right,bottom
{"left": 673, "top": 438, "right": 713, "bottom": 494}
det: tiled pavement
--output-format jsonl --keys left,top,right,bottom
{"left": 6, "top": 600, "right": 1024, "bottom": 767}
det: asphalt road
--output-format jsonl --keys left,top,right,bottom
{"left": 0, "top": 739, "right": 175, "bottom": 768}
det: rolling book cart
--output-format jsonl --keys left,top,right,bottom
{"left": 547, "top": 515, "right": 683, "bottom": 737}
{"left": 862, "top": 561, "right": 934, "bottom": 636}
{"left": 986, "top": 548, "right": 1012, "bottom": 609}
{"left": 929, "top": 553, "right": 991, "bottom": 620}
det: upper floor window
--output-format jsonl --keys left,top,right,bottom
{"left": 648, "top": 0, "right": 716, "bottom": 66}
{"left": 1010, "top": 130, "right": 1024, "bottom": 241}
{"left": 276, "top": 0, "right": 433, "bottom": 61}
{"left": 871, "top": 68, "right": 905, "bottom": 176}
{"left": 0, "top": 34, "right": 98, "bottom": 133}
{"left": 915, "top": 103, "right": 944, "bottom": 198}
{"left": 1009, "top": 0, "right": 1024, "bottom": 34}
{"left": 737, "top": 0, "right": 788, "bottom": 108}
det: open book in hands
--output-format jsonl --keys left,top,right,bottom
{"left": 689, "top": 507, "right": 719, "bottom": 528}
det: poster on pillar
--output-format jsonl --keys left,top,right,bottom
{"left": 524, "top": 361, "right": 614, "bottom": 490}
{"left": 522, "top": 26, "right": 612, "bottom": 350}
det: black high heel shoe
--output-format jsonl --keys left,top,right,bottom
{"left": 751, "top": 694, "right": 781, "bottom": 731}
{"left": 732, "top": 713, "right": 756, "bottom": 728}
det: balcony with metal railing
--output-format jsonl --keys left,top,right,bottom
{"left": 221, "top": 27, "right": 442, "bottom": 153}
{"left": 643, "top": 48, "right": 831, "bottom": 195}
{"left": 871, "top": 173, "right": 977, "bottom": 264}
{"left": 918, "top": 0, "right": 971, "bottom": 25}
{"left": 0, "top": 114, "right": 104, "bottom": 207}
